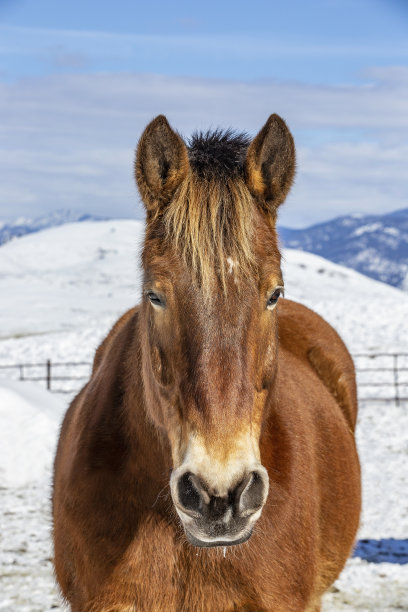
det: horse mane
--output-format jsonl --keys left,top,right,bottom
{"left": 162, "top": 129, "right": 257, "bottom": 293}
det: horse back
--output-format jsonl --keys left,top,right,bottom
{"left": 278, "top": 299, "right": 358, "bottom": 431}
{"left": 273, "top": 299, "right": 360, "bottom": 595}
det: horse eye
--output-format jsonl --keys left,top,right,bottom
{"left": 146, "top": 291, "right": 165, "bottom": 307}
{"left": 266, "top": 288, "right": 283, "bottom": 310}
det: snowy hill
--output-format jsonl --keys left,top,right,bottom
{"left": 4, "top": 207, "right": 408, "bottom": 292}
{"left": 0, "top": 220, "right": 406, "bottom": 361}
{"left": 0, "top": 209, "right": 108, "bottom": 246}
{"left": 0, "top": 220, "right": 144, "bottom": 345}
{"left": 279, "top": 208, "right": 408, "bottom": 291}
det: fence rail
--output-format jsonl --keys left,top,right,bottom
{"left": 0, "top": 354, "right": 408, "bottom": 404}
{"left": 0, "top": 360, "right": 91, "bottom": 395}
{"left": 353, "top": 353, "right": 408, "bottom": 405}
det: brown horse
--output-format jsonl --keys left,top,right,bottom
{"left": 53, "top": 114, "right": 361, "bottom": 612}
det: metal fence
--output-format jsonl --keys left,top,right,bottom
{"left": 354, "top": 353, "right": 408, "bottom": 405}
{"left": 0, "top": 360, "right": 91, "bottom": 395}
{"left": 0, "top": 353, "right": 407, "bottom": 404}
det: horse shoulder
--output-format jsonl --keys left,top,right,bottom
{"left": 56, "top": 306, "right": 140, "bottom": 455}
{"left": 61, "top": 305, "right": 141, "bottom": 465}
{"left": 53, "top": 306, "right": 143, "bottom": 602}
{"left": 277, "top": 299, "right": 358, "bottom": 430}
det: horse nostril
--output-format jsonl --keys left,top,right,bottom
{"left": 177, "top": 472, "right": 204, "bottom": 515}
{"left": 209, "top": 495, "right": 229, "bottom": 520}
{"left": 175, "top": 469, "right": 268, "bottom": 521}
{"left": 237, "top": 470, "right": 268, "bottom": 517}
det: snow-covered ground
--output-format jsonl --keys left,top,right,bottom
{"left": 0, "top": 383, "right": 65, "bottom": 612}
{"left": 0, "top": 380, "right": 65, "bottom": 487}
{"left": 0, "top": 220, "right": 407, "bottom": 610}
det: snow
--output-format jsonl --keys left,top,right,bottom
{"left": 14, "top": 217, "right": 31, "bottom": 226}
{"left": 352, "top": 223, "right": 382, "bottom": 237}
{"left": 0, "top": 381, "right": 65, "bottom": 487}
{"left": 0, "top": 220, "right": 407, "bottom": 610}
{"left": 0, "top": 220, "right": 144, "bottom": 339}
{"left": 0, "top": 483, "right": 65, "bottom": 612}
{"left": 356, "top": 398, "right": 408, "bottom": 539}
{"left": 323, "top": 559, "right": 408, "bottom": 611}
{"left": 384, "top": 227, "right": 400, "bottom": 236}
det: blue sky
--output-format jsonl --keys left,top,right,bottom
{"left": 2, "top": 0, "right": 408, "bottom": 83}
{"left": 1, "top": 0, "right": 407, "bottom": 226}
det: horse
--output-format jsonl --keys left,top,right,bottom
{"left": 52, "top": 114, "right": 361, "bottom": 612}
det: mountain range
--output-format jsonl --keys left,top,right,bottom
{"left": 279, "top": 208, "right": 408, "bottom": 291}
{"left": 1, "top": 208, "right": 407, "bottom": 291}
{"left": 0, "top": 210, "right": 107, "bottom": 247}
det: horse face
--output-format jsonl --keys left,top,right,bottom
{"left": 141, "top": 237, "right": 282, "bottom": 546}
{"left": 136, "top": 114, "right": 295, "bottom": 547}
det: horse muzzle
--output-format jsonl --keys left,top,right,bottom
{"left": 170, "top": 467, "right": 269, "bottom": 547}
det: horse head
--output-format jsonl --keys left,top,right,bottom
{"left": 135, "top": 114, "right": 295, "bottom": 547}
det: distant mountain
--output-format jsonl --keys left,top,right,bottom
{"left": 2, "top": 208, "right": 408, "bottom": 292}
{"left": 0, "top": 210, "right": 108, "bottom": 246}
{"left": 279, "top": 208, "right": 408, "bottom": 291}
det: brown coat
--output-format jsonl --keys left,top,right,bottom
{"left": 53, "top": 114, "right": 361, "bottom": 612}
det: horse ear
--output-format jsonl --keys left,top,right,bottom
{"left": 245, "top": 114, "right": 295, "bottom": 212}
{"left": 135, "top": 115, "right": 189, "bottom": 214}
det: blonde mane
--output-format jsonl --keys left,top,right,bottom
{"left": 163, "top": 130, "right": 256, "bottom": 292}
{"left": 163, "top": 173, "right": 255, "bottom": 292}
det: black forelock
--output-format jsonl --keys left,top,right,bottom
{"left": 187, "top": 129, "right": 251, "bottom": 179}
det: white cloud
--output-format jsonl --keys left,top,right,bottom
{"left": 0, "top": 69, "right": 407, "bottom": 225}
{"left": 287, "top": 141, "right": 408, "bottom": 226}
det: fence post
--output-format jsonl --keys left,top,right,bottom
{"left": 19, "top": 364, "right": 24, "bottom": 381}
{"left": 46, "top": 359, "right": 51, "bottom": 391}
{"left": 393, "top": 354, "right": 399, "bottom": 407}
